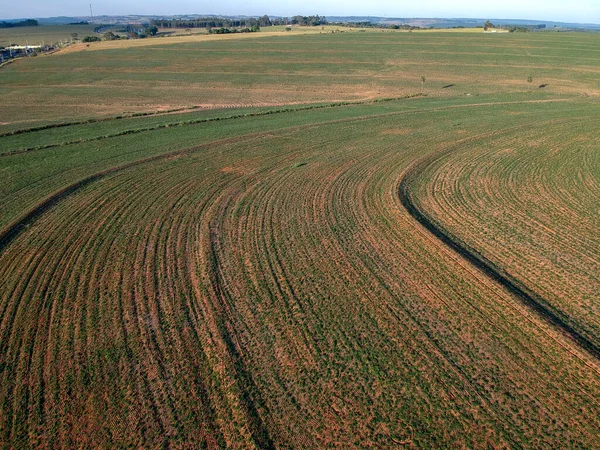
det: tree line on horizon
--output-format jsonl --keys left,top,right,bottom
{"left": 151, "top": 15, "right": 328, "bottom": 29}
{"left": 0, "top": 19, "right": 38, "bottom": 29}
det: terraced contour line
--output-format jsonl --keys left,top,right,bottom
{"left": 399, "top": 147, "right": 600, "bottom": 362}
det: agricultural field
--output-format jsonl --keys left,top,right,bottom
{"left": 3, "top": 31, "right": 600, "bottom": 130}
{"left": 0, "top": 24, "right": 100, "bottom": 47}
{"left": 406, "top": 114, "right": 600, "bottom": 345}
{"left": 1, "top": 30, "right": 600, "bottom": 448}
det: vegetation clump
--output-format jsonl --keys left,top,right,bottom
{"left": 0, "top": 19, "right": 38, "bottom": 28}
{"left": 208, "top": 26, "right": 260, "bottom": 34}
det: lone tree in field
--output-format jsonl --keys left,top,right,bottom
{"left": 145, "top": 25, "right": 159, "bottom": 36}
{"left": 484, "top": 20, "right": 494, "bottom": 31}
{"left": 527, "top": 75, "right": 533, "bottom": 89}
{"left": 421, "top": 76, "right": 426, "bottom": 91}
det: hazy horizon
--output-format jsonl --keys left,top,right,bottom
{"left": 2, "top": 1, "right": 599, "bottom": 24}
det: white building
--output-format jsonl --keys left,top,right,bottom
{"left": 5, "top": 45, "right": 42, "bottom": 50}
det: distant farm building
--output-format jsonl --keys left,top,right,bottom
{"left": 5, "top": 45, "right": 42, "bottom": 50}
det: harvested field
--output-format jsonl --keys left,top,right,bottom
{"left": 1, "top": 30, "right": 599, "bottom": 448}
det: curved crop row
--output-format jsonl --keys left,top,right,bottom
{"left": 1, "top": 100, "right": 599, "bottom": 447}
{"left": 399, "top": 139, "right": 600, "bottom": 361}
{"left": 407, "top": 115, "right": 600, "bottom": 351}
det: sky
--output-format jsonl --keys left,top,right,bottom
{"left": 3, "top": 0, "right": 599, "bottom": 24}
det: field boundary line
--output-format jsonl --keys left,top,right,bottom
{"left": 1, "top": 97, "right": 573, "bottom": 157}
{"left": 0, "top": 95, "right": 569, "bottom": 141}
{"left": 0, "top": 98, "right": 423, "bottom": 157}
{"left": 0, "top": 94, "right": 425, "bottom": 141}
{"left": 0, "top": 58, "right": 18, "bottom": 69}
